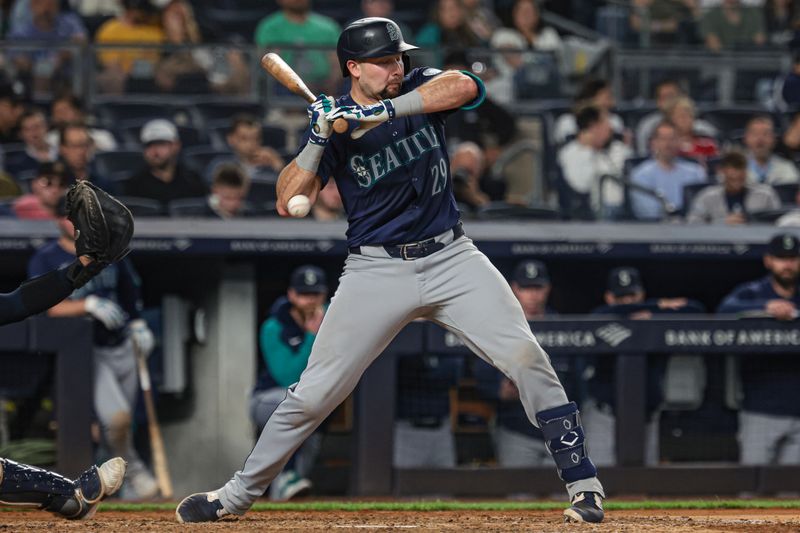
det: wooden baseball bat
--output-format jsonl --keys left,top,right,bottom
{"left": 135, "top": 345, "right": 174, "bottom": 499}
{"left": 261, "top": 52, "right": 349, "bottom": 134}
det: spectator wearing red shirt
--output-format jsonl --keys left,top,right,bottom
{"left": 666, "top": 96, "right": 718, "bottom": 163}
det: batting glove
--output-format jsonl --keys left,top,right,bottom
{"left": 307, "top": 94, "right": 337, "bottom": 145}
{"left": 128, "top": 318, "right": 155, "bottom": 358}
{"left": 327, "top": 100, "right": 395, "bottom": 140}
{"left": 84, "top": 295, "right": 127, "bottom": 330}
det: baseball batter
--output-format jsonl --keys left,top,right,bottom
{"left": 177, "top": 17, "right": 605, "bottom": 524}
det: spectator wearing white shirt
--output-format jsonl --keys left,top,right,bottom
{"left": 744, "top": 115, "right": 800, "bottom": 185}
{"left": 631, "top": 122, "right": 707, "bottom": 220}
{"left": 557, "top": 106, "right": 632, "bottom": 218}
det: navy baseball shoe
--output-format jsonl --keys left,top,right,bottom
{"left": 563, "top": 491, "right": 604, "bottom": 523}
{"left": 175, "top": 491, "right": 230, "bottom": 523}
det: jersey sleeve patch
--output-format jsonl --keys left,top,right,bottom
{"left": 422, "top": 67, "right": 442, "bottom": 77}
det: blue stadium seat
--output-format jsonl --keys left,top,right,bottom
{"left": 191, "top": 101, "right": 265, "bottom": 127}
{"left": 247, "top": 178, "right": 278, "bottom": 204}
{"left": 168, "top": 197, "right": 210, "bottom": 218}
{"left": 554, "top": 165, "right": 592, "bottom": 220}
{"left": 475, "top": 202, "right": 560, "bottom": 220}
{"left": 182, "top": 147, "right": 233, "bottom": 174}
{"left": 0, "top": 198, "right": 14, "bottom": 217}
{"left": 513, "top": 52, "right": 562, "bottom": 101}
{"left": 698, "top": 107, "right": 772, "bottom": 139}
{"left": 114, "top": 196, "right": 165, "bottom": 217}
{"left": 94, "top": 102, "right": 188, "bottom": 128}
{"left": 194, "top": 8, "right": 264, "bottom": 42}
{"left": 617, "top": 104, "right": 658, "bottom": 133}
{"left": 94, "top": 150, "right": 144, "bottom": 179}
{"left": 773, "top": 183, "right": 799, "bottom": 206}
{"left": 682, "top": 182, "right": 712, "bottom": 214}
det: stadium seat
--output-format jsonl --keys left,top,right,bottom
{"left": 248, "top": 173, "right": 279, "bottom": 203}
{"left": 182, "top": 147, "right": 233, "bottom": 174}
{"left": 749, "top": 208, "right": 790, "bottom": 223}
{"left": 475, "top": 202, "right": 560, "bottom": 220}
{"left": 773, "top": 183, "right": 799, "bottom": 205}
{"left": 699, "top": 107, "right": 770, "bottom": 139}
{"left": 0, "top": 198, "right": 14, "bottom": 216}
{"left": 682, "top": 182, "right": 712, "bottom": 213}
{"left": 554, "top": 166, "right": 592, "bottom": 220}
{"left": 624, "top": 156, "right": 649, "bottom": 177}
{"left": 94, "top": 102, "right": 188, "bottom": 129}
{"left": 617, "top": 104, "right": 658, "bottom": 133}
{"left": 94, "top": 150, "right": 144, "bottom": 180}
{"left": 191, "top": 101, "right": 264, "bottom": 126}
{"left": 168, "top": 197, "right": 210, "bottom": 217}
{"left": 193, "top": 8, "right": 264, "bottom": 42}
{"left": 256, "top": 200, "right": 281, "bottom": 217}
{"left": 113, "top": 196, "right": 165, "bottom": 217}
{"left": 513, "top": 52, "right": 562, "bottom": 101}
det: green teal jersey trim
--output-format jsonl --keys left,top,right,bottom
{"left": 459, "top": 70, "right": 486, "bottom": 111}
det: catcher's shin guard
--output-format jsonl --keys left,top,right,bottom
{"left": 536, "top": 402, "right": 597, "bottom": 483}
{"left": 0, "top": 458, "right": 124, "bottom": 519}
{"left": 0, "top": 458, "right": 81, "bottom": 516}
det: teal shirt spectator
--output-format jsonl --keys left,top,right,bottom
{"left": 259, "top": 297, "right": 328, "bottom": 387}
{"left": 415, "top": 23, "right": 440, "bottom": 47}
{"left": 254, "top": 11, "right": 340, "bottom": 83}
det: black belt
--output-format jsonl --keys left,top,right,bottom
{"left": 349, "top": 223, "right": 464, "bottom": 260}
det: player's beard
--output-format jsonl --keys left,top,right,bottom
{"left": 773, "top": 270, "right": 799, "bottom": 290}
{"left": 379, "top": 81, "right": 402, "bottom": 100}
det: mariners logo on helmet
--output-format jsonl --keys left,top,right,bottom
{"left": 386, "top": 22, "right": 399, "bottom": 42}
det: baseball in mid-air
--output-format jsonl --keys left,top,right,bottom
{"left": 287, "top": 194, "right": 311, "bottom": 217}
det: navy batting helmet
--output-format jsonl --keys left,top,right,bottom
{"left": 336, "top": 17, "right": 418, "bottom": 77}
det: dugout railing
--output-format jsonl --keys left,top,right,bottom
{"left": 354, "top": 318, "right": 800, "bottom": 497}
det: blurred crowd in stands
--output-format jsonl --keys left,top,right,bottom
{"left": 1, "top": 0, "right": 800, "bottom": 222}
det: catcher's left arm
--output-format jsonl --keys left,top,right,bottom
{"left": 0, "top": 182, "right": 134, "bottom": 326}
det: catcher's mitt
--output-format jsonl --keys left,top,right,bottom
{"left": 64, "top": 181, "right": 134, "bottom": 288}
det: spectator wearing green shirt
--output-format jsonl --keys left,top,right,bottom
{"left": 701, "top": 0, "right": 765, "bottom": 52}
{"left": 249, "top": 265, "right": 329, "bottom": 501}
{"left": 254, "top": 0, "right": 340, "bottom": 89}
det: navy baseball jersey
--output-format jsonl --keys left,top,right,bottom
{"left": 302, "top": 67, "right": 484, "bottom": 247}
{"left": 718, "top": 276, "right": 800, "bottom": 417}
{"left": 28, "top": 241, "right": 142, "bottom": 346}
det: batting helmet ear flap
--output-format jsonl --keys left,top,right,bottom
{"left": 402, "top": 53, "right": 411, "bottom": 75}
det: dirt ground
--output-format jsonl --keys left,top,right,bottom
{"left": 2, "top": 509, "right": 800, "bottom": 532}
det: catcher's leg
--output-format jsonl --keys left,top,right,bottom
{"left": 177, "top": 253, "right": 424, "bottom": 522}
{"left": 0, "top": 457, "right": 126, "bottom": 520}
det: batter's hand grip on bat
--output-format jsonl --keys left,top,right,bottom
{"left": 261, "top": 52, "right": 349, "bottom": 134}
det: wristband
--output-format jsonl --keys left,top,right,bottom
{"left": 296, "top": 142, "right": 326, "bottom": 173}
{"left": 388, "top": 90, "right": 424, "bottom": 117}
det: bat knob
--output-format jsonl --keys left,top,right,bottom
{"left": 333, "top": 118, "right": 349, "bottom": 134}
